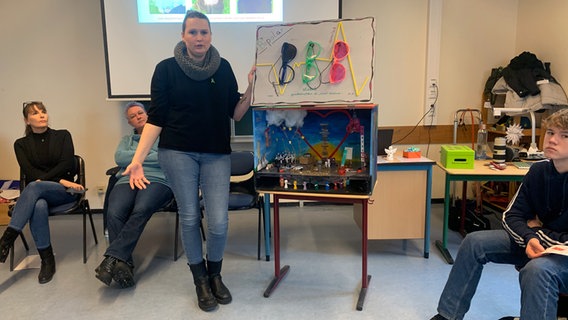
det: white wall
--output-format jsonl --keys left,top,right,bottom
{"left": 343, "top": 0, "right": 520, "bottom": 198}
{"left": 0, "top": 0, "right": 566, "bottom": 207}
{"left": 516, "top": 0, "right": 568, "bottom": 86}
{"left": 343, "top": 0, "right": 429, "bottom": 127}
{"left": 0, "top": 1, "right": 126, "bottom": 209}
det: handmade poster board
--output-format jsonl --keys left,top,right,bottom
{"left": 252, "top": 17, "right": 375, "bottom": 106}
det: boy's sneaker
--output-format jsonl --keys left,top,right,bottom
{"left": 113, "top": 260, "right": 135, "bottom": 289}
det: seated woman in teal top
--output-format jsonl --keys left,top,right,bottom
{"left": 95, "top": 101, "right": 172, "bottom": 288}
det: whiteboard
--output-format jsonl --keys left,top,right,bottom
{"left": 252, "top": 17, "right": 375, "bottom": 106}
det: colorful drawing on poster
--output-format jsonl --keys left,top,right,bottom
{"left": 253, "top": 17, "right": 375, "bottom": 106}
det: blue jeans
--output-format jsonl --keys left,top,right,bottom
{"left": 104, "top": 182, "right": 172, "bottom": 265}
{"left": 9, "top": 181, "right": 77, "bottom": 250}
{"left": 436, "top": 229, "right": 568, "bottom": 320}
{"left": 158, "top": 150, "right": 230, "bottom": 264}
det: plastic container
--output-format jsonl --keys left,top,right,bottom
{"left": 475, "top": 123, "right": 488, "bottom": 160}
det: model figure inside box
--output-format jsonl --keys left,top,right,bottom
{"left": 253, "top": 105, "right": 377, "bottom": 194}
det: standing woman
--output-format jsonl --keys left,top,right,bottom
{"left": 0, "top": 101, "right": 84, "bottom": 284}
{"left": 123, "top": 10, "right": 255, "bottom": 311}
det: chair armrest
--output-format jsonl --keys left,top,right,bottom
{"left": 106, "top": 166, "right": 120, "bottom": 176}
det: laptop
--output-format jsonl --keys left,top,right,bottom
{"left": 377, "top": 129, "right": 394, "bottom": 156}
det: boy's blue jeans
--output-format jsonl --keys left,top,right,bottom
{"left": 436, "top": 229, "right": 568, "bottom": 320}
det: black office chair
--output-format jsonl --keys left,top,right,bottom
{"left": 9, "top": 155, "right": 98, "bottom": 271}
{"left": 103, "top": 167, "right": 205, "bottom": 261}
{"left": 201, "top": 151, "right": 266, "bottom": 260}
{"left": 229, "top": 151, "right": 266, "bottom": 260}
{"left": 559, "top": 294, "right": 568, "bottom": 317}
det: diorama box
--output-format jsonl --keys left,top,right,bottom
{"left": 252, "top": 104, "right": 378, "bottom": 195}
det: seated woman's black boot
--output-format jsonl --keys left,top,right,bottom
{"left": 38, "top": 245, "right": 56, "bottom": 284}
{"left": 189, "top": 261, "right": 218, "bottom": 311}
{"left": 207, "top": 259, "right": 232, "bottom": 304}
{"left": 0, "top": 227, "right": 20, "bottom": 263}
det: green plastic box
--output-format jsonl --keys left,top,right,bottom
{"left": 441, "top": 145, "right": 474, "bottom": 169}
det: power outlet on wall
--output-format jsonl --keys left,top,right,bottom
{"left": 428, "top": 79, "right": 438, "bottom": 100}
{"left": 424, "top": 78, "right": 438, "bottom": 126}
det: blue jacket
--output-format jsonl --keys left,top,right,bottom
{"left": 503, "top": 159, "right": 568, "bottom": 248}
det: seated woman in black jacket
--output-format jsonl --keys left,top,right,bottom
{"left": 0, "top": 101, "right": 84, "bottom": 284}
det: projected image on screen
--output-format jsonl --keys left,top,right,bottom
{"left": 102, "top": 0, "right": 338, "bottom": 98}
{"left": 193, "top": 0, "right": 226, "bottom": 14}
{"left": 138, "top": 0, "right": 281, "bottom": 23}
{"left": 147, "top": 0, "right": 186, "bottom": 14}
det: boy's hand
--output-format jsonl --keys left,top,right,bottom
{"left": 526, "top": 238, "right": 545, "bottom": 259}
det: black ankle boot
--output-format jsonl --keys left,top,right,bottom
{"left": 207, "top": 259, "right": 232, "bottom": 304}
{"left": 38, "top": 245, "right": 56, "bottom": 284}
{"left": 95, "top": 256, "right": 117, "bottom": 286}
{"left": 189, "top": 261, "right": 218, "bottom": 312}
{"left": 0, "top": 227, "right": 20, "bottom": 263}
{"left": 113, "top": 260, "right": 135, "bottom": 289}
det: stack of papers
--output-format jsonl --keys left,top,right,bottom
{"left": 544, "top": 245, "right": 568, "bottom": 256}
{"left": 0, "top": 189, "right": 19, "bottom": 200}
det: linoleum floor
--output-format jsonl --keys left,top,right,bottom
{"left": 0, "top": 203, "right": 519, "bottom": 320}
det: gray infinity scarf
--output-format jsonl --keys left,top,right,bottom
{"left": 174, "top": 41, "right": 221, "bottom": 81}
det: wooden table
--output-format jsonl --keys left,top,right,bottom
{"left": 436, "top": 160, "right": 528, "bottom": 264}
{"left": 354, "top": 154, "right": 435, "bottom": 258}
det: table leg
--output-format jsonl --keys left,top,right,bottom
{"left": 263, "top": 193, "right": 271, "bottom": 261}
{"left": 435, "top": 174, "right": 454, "bottom": 264}
{"left": 424, "top": 165, "right": 432, "bottom": 258}
{"left": 459, "top": 181, "right": 468, "bottom": 237}
{"left": 263, "top": 194, "right": 290, "bottom": 297}
{"left": 356, "top": 198, "right": 372, "bottom": 311}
